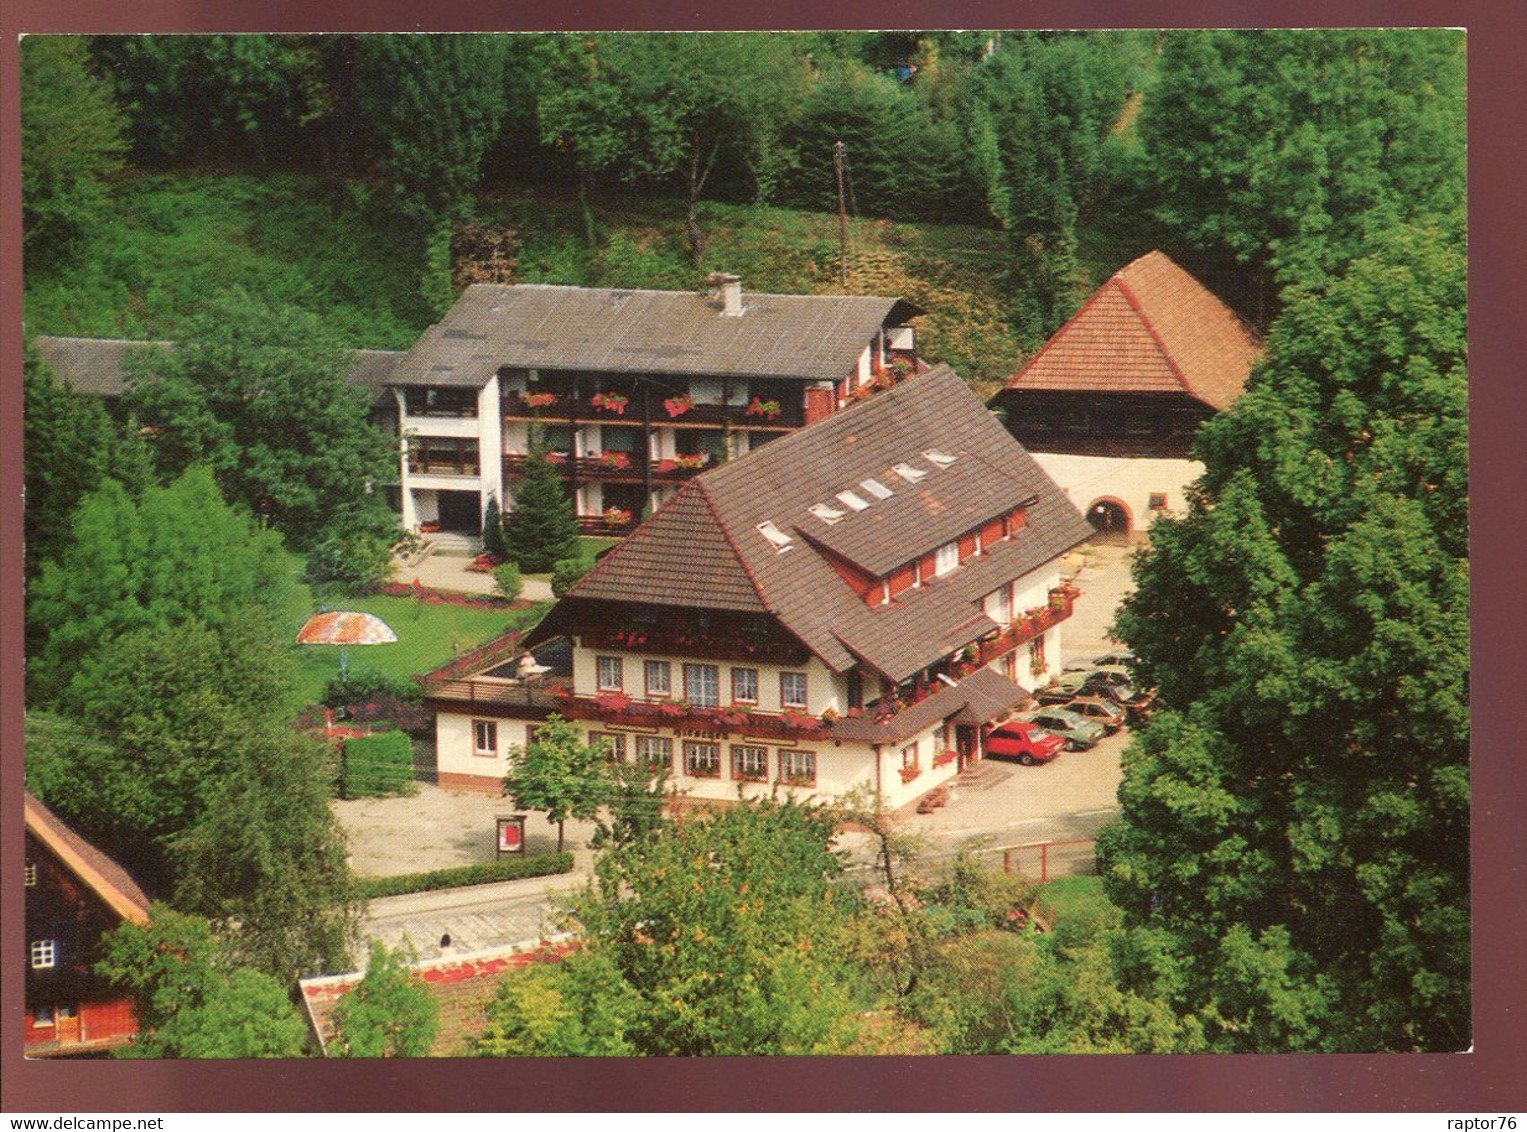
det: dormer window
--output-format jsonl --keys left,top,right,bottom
{"left": 923, "top": 449, "right": 957, "bottom": 468}
{"left": 892, "top": 462, "right": 927, "bottom": 482}
{"left": 757, "top": 521, "right": 794, "bottom": 551}
{"left": 935, "top": 542, "right": 959, "bottom": 577}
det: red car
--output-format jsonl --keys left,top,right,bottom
{"left": 985, "top": 720, "right": 1066, "bottom": 766}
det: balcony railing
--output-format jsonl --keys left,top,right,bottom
{"left": 951, "top": 587, "right": 1078, "bottom": 679}
{"left": 421, "top": 677, "right": 567, "bottom": 710}
{"left": 577, "top": 514, "right": 640, "bottom": 536}
{"left": 555, "top": 691, "right": 828, "bottom": 742}
{"left": 579, "top": 625, "right": 811, "bottom": 666}
{"left": 502, "top": 392, "right": 805, "bottom": 430}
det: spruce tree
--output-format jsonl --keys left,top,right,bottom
{"left": 505, "top": 430, "right": 579, "bottom": 573}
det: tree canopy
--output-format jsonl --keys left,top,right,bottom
{"left": 123, "top": 287, "right": 394, "bottom": 550}
{"left": 20, "top": 36, "right": 126, "bottom": 260}
{"left": 1099, "top": 213, "right": 1468, "bottom": 1052}
{"left": 97, "top": 906, "right": 310, "bottom": 1058}
{"left": 331, "top": 943, "right": 440, "bottom": 1057}
{"left": 502, "top": 713, "right": 607, "bottom": 852}
{"left": 504, "top": 430, "right": 580, "bottom": 573}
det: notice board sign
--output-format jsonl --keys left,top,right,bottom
{"left": 497, "top": 814, "right": 527, "bottom": 855}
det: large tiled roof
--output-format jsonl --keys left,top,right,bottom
{"left": 31, "top": 336, "right": 404, "bottom": 406}
{"left": 24, "top": 791, "right": 151, "bottom": 926}
{"left": 1001, "top": 251, "right": 1262, "bottom": 412}
{"left": 565, "top": 367, "right": 1092, "bottom": 683}
{"left": 386, "top": 283, "right": 922, "bottom": 389}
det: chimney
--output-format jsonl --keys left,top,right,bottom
{"left": 708, "top": 272, "right": 743, "bottom": 317}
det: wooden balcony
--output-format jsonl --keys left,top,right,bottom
{"left": 555, "top": 691, "right": 827, "bottom": 743}
{"left": 951, "top": 587, "right": 1078, "bottom": 678}
{"left": 504, "top": 451, "right": 712, "bottom": 484}
{"left": 421, "top": 676, "right": 567, "bottom": 713}
{"left": 502, "top": 392, "right": 805, "bottom": 430}
{"left": 579, "top": 623, "right": 811, "bottom": 666}
{"left": 577, "top": 514, "right": 640, "bottom": 537}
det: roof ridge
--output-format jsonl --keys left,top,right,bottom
{"left": 695, "top": 480, "right": 773, "bottom": 614}
{"left": 1004, "top": 278, "right": 1119, "bottom": 388}
{"left": 24, "top": 792, "right": 151, "bottom": 925}
{"left": 468, "top": 281, "right": 905, "bottom": 303}
{"left": 1111, "top": 273, "right": 1195, "bottom": 398}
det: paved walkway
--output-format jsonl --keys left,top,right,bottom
{"left": 390, "top": 551, "right": 553, "bottom": 601}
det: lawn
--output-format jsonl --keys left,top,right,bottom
{"left": 289, "top": 594, "right": 548, "bottom": 710}
{"left": 1039, "top": 875, "right": 1117, "bottom": 925}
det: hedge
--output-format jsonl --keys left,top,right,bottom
{"left": 341, "top": 730, "right": 415, "bottom": 799}
{"left": 354, "top": 852, "right": 576, "bottom": 900}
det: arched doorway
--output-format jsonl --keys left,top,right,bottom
{"left": 1086, "top": 497, "right": 1131, "bottom": 542}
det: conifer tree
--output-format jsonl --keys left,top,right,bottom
{"left": 504, "top": 429, "right": 579, "bottom": 573}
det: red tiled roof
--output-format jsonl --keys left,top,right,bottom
{"left": 24, "top": 792, "right": 151, "bottom": 926}
{"left": 1005, "top": 251, "right": 1263, "bottom": 412}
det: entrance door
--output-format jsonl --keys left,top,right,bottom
{"left": 1086, "top": 498, "right": 1130, "bottom": 542}
{"left": 956, "top": 725, "right": 979, "bottom": 770}
{"left": 437, "top": 490, "right": 483, "bottom": 534}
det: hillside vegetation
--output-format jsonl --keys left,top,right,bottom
{"left": 23, "top": 172, "right": 1157, "bottom": 394}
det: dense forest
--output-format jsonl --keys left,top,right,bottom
{"left": 20, "top": 29, "right": 1467, "bottom": 1056}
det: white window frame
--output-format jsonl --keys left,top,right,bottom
{"left": 472, "top": 719, "right": 498, "bottom": 757}
{"left": 732, "top": 668, "right": 759, "bottom": 704}
{"left": 683, "top": 740, "right": 721, "bottom": 778}
{"left": 778, "top": 748, "right": 816, "bottom": 786}
{"left": 780, "top": 671, "right": 808, "bottom": 710}
{"left": 30, "top": 939, "right": 57, "bottom": 970}
{"left": 589, "top": 732, "right": 626, "bottom": 762}
{"left": 596, "top": 655, "right": 624, "bottom": 693}
{"left": 684, "top": 664, "right": 720, "bottom": 708}
{"left": 24, "top": 861, "right": 37, "bottom": 887}
{"left": 731, "top": 744, "right": 769, "bottom": 782}
{"left": 635, "top": 735, "right": 673, "bottom": 768}
{"left": 644, "top": 660, "right": 672, "bottom": 698}
{"left": 935, "top": 542, "right": 959, "bottom": 577}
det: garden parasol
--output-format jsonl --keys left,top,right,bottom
{"left": 296, "top": 611, "right": 398, "bottom": 683}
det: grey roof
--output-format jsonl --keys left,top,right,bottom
{"left": 31, "top": 336, "right": 404, "bottom": 406}
{"left": 565, "top": 367, "right": 1093, "bottom": 684}
{"left": 829, "top": 667, "right": 1033, "bottom": 745}
{"left": 386, "top": 283, "right": 922, "bottom": 389}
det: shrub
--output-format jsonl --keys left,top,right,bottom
{"left": 341, "top": 731, "right": 415, "bottom": 799}
{"left": 493, "top": 561, "right": 523, "bottom": 602}
{"left": 323, "top": 668, "right": 424, "bottom": 708}
{"left": 353, "top": 852, "right": 575, "bottom": 899}
{"left": 551, "top": 555, "right": 595, "bottom": 598}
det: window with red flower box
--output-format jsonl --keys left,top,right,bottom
{"left": 731, "top": 744, "right": 769, "bottom": 782}
{"left": 684, "top": 740, "right": 721, "bottom": 778}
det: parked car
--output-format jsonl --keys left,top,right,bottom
{"left": 1062, "top": 695, "right": 1126, "bottom": 733}
{"left": 1066, "top": 649, "right": 1137, "bottom": 673}
{"left": 1027, "top": 708, "right": 1106, "bottom": 750}
{"left": 985, "top": 719, "right": 1067, "bottom": 766}
{"left": 1035, "top": 671, "right": 1092, "bottom": 704}
{"left": 1079, "top": 665, "right": 1155, "bottom": 706}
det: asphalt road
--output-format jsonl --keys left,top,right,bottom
{"left": 362, "top": 874, "right": 587, "bottom": 962}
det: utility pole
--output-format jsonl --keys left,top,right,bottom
{"left": 834, "top": 140, "right": 849, "bottom": 287}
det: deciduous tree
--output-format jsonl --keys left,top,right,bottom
{"left": 1099, "top": 216, "right": 1468, "bottom": 1052}
{"left": 502, "top": 714, "right": 606, "bottom": 852}
{"left": 123, "top": 288, "right": 394, "bottom": 550}
{"left": 331, "top": 942, "right": 439, "bottom": 1057}
{"left": 20, "top": 36, "right": 126, "bottom": 260}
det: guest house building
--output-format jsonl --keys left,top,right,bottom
{"left": 989, "top": 251, "right": 1263, "bottom": 539}
{"left": 385, "top": 274, "right": 923, "bottom": 541}
{"left": 423, "top": 366, "right": 1092, "bottom": 812}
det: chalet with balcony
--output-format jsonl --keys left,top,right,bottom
{"left": 385, "top": 274, "right": 923, "bottom": 539}
{"left": 989, "top": 251, "right": 1262, "bottom": 539}
{"left": 423, "top": 366, "right": 1092, "bottom": 812}
{"left": 24, "top": 791, "right": 152, "bottom": 1057}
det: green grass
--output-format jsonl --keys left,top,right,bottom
{"left": 27, "top": 169, "right": 1157, "bottom": 394}
{"left": 289, "top": 594, "right": 548, "bottom": 710}
{"left": 1039, "top": 875, "right": 1115, "bottom": 922}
